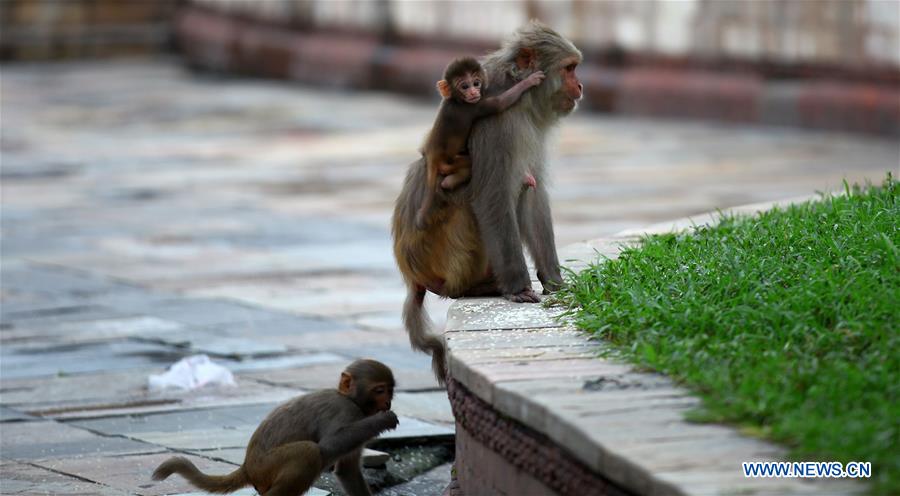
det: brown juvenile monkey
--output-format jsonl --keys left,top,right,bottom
{"left": 152, "top": 359, "right": 397, "bottom": 496}
{"left": 392, "top": 22, "right": 584, "bottom": 385}
{"left": 415, "top": 56, "right": 545, "bottom": 229}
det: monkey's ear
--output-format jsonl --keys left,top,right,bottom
{"left": 339, "top": 372, "right": 353, "bottom": 395}
{"left": 515, "top": 47, "right": 536, "bottom": 70}
{"left": 436, "top": 79, "right": 452, "bottom": 99}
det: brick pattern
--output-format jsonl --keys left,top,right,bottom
{"left": 448, "top": 379, "right": 631, "bottom": 496}
{"left": 190, "top": 0, "right": 900, "bottom": 68}
{"left": 173, "top": 6, "right": 900, "bottom": 137}
{"left": 0, "top": 0, "right": 177, "bottom": 60}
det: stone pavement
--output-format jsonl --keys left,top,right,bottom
{"left": 0, "top": 59, "right": 896, "bottom": 495}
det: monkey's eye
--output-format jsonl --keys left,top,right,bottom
{"left": 461, "top": 83, "right": 470, "bottom": 90}
{"left": 566, "top": 63, "right": 577, "bottom": 72}
{"left": 373, "top": 386, "right": 386, "bottom": 394}
{"left": 473, "top": 80, "right": 481, "bottom": 88}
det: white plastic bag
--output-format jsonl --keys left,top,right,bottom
{"left": 148, "top": 354, "right": 237, "bottom": 391}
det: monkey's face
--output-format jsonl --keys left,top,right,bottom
{"left": 555, "top": 56, "right": 583, "bottom": 114}
{"left": 339, "top": 363, "right": 396, "bottom": 415}
{"left": 360, "top": 381, "right": 394, "bottom": 415}
{"left": 454, "top": 72, "right": 483, "bottom": 104}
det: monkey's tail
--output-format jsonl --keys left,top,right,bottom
{"left": 152, "top": 456, "right": 248, "bottom": 494}
{"left": 403, "top": 284, "right": 448, "bottom": 386}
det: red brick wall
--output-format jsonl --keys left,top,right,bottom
{"left": 0, "top": 0, "right": 178, "bottom": 60}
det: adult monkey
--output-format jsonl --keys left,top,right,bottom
{"left": 392, "top": 21, "right": 583, "bottom": 384}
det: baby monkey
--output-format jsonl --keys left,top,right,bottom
{"left": 152, "top": 359, "right": 397, "bottom": 496}
{"left": 415, "top": 56, "right": 545, "bottom": 229}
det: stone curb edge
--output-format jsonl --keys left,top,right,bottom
{"left": 444, "top": 195, "right": 865, "bottom": 496}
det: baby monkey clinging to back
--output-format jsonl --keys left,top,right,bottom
{"left": 415, "top": 56, "right": 544, "bottom": 229}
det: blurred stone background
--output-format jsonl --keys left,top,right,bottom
{"left": 6, "top": 0, "right": 899, "bottom": 65}
{"left": 2, "top": 0, "right": 899, "bottom": 135}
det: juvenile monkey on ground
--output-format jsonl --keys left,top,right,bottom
{"left": 152, "top": 359, "right": 397, "bottom": 496}
{"left": 393, "top": 22, "right": 584, "bottom": 385}
{"left": 415, "top": 56, "right": 545, "bottom": 229}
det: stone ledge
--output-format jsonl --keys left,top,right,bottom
{"left": 445, "top": 199, "right": 866, "bottom": 496}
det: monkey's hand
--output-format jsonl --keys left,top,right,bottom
{"left": 504, "top": 288, "right": 541, "bottom": 303}
{"left": 374, "top": 410, "right": 399, "bottom": 432}
{"left": 524, "top": 70, "right": 545, "bottom": 87}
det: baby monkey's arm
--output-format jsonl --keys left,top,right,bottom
{"left": 479, "top": 71, "right": 545, "bottom": 115}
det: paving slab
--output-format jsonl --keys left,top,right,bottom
{"left": 450, "top": 344, "right": 601, "bottom": 364}
{"left": 1, "top": 304, "right": 137, "bottom": 329}
{"left": 363, "top": 448, "right": 391, "bottom": 467}
{"left": 2, "top": 315, "right": 187, "bottom": 346}
{"left": 177, "top": 333, "right": 290, "bottom": 357}
{"left": 0, "top": 264, "right": 135, "bottom": 297}
{"left": 129, "top": 298, "right": 305, "bottom": 328}
{"left": 379, "top": 416, "right": 455, "bottom": 442}
{"left": 444, "top": 298, "right": 569, "bottom": 331}
{"left": 36, "top": 452, "right": 244, "bottom": 496}
{"left": 1, "top": 368, "right": 302, "bottom": 420}
{"left": 444, "top": 326, "right": 595, "bottom": 350}
{"left": 452, "top": 355, "right": 633, "bottom": 404}
{"left": 184, "top": 447, "right": 246, "bottom": 465}
{"left": 241, "top": 358, "right": 441, "bottom": 392}
{"left": 0, "top": 460, "right": 130, "bottom": 495}
{"left": 1, "top": 368, "right": 177, "bottom": 412}
{"left": 69, "top": 403, "right": 275, "bottom": 439}
{"left": 68, "top": 403, "right": 451, "bottom": 452}
{"left": 1, "top": 420, "right": 161, "bottom": 460}
{"left": 257, "top": 328, "right": 412, "bottom": 353}
{"left": 391, "top": 391, "right": 454, "bottom": 425}
{"left": 0, "top": 406, "right": 36, "bottom": 422}
{"left": 198, "top": 314, "right": 352, "bottom": 339}
{"left": 192, "top": 279, "right": 408, "bottom": 319}
{"left": 222, "top": 352, "right": 347, "bottom": 373}
{"left": 131, "top": 427, "right": 254, "bottom": 451}
{"left": 0, "top": 340, "right": 190, "bottom": 379}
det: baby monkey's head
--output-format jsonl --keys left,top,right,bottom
{"left": 437, "top": 56, "right": 487, "bottom": 104}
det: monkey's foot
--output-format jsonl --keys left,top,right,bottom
{"left": 503, "top": 288, "right": 540, "bottom": 303}
{"left": 538, "top": 271, "right": 564, "bottom": 294}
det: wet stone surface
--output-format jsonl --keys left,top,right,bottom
{"left": 0, "top": 461, "right": 132, "bottom": 496}
{"left": 0, "top": 420, "right": 162, "bottom": 460}
{"left": 2, "top": 59, "right": 895, "bottom": 494}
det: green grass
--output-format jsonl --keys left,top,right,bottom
{"left": 555, "top": 174, "right": 899, "bottom": 494}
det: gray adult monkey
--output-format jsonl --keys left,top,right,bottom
{"left": 392, "top": 21, "right": 584, "bottom": 385}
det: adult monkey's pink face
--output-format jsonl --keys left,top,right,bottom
{"left": 557, "top": 55, "right": 583, "bottom": 113}
{"left": 516, "top": 47, "right": 583, "bottom": 115}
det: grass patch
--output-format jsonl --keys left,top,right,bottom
{"left": 555, "top": 174, "right": 899, "bottom": 494}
